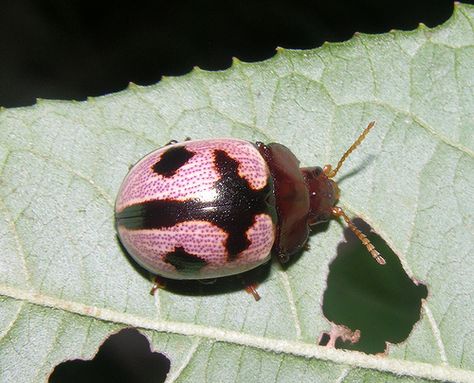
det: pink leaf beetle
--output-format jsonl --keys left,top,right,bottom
{"left": 115, "top": 122, "right": 385, "bottom": 299}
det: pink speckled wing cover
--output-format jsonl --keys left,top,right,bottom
{"left": 115, "top": 139, "right": 276, "bottom": 279}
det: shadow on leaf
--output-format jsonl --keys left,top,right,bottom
{"left": 158, "top": 261, "right": 271, "bottom": 298}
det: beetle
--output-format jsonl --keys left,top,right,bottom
{"left": 115, "top": 122, "right": 385, "bottom": 299}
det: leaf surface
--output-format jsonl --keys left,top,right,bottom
{"left": 1, "top": 4, "right": 474, "bottom": 382}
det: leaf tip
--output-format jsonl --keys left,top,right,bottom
{"left": 232, "top": 56, "right": 241, "bottom": 65}
{"left": 275, "top": 46, "right": 285, "bottom": 53}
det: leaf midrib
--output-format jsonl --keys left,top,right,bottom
{"left": 1, "top": 283, "right": 472, "bottom": 383}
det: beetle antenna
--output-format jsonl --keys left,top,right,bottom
{"left": 332, "top": 206, "right": 386, "bottom": 265}
{"left": 324, "top": 121, "right": 375, "bottom": 179}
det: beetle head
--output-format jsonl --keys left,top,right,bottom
{"left": 301, "top": 166, "right": 340, "bottom": 225}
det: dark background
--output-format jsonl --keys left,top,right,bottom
{"left": 1, "top": 1, "right": 456, "bottom": 382}
{"left": 0, "top": 0, "right": 455, "bottom": 108}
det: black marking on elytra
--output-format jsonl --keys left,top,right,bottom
{"left": 117, "top": 149, "right": 277, "bottom": 260}
{"left": 152, "top": 145, "right": 194, "bottom": 177}
{"left": 164, "top": 246, "right": 207, "bottom": 273}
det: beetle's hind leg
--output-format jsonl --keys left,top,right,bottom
{"left": 150, "top": 275, "right": 167, "bottom": 295}
{"left": 244, "top": 283, "right": 261, "bottom": 301}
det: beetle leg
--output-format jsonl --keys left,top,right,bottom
{"left": 244, "top": 283, "right": 261, "bottom": 301}
{"left": 165, "top": 138, "right": 192, "bottom": 146}
{"left": 278, "top": 253, "right": 290, "bottom": 264}
{"left": 150, "top": 276, "right": 167, "bottom": 295}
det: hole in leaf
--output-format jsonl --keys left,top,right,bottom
{"left": 318, "top": 332, "right": 331, "bottom": 346}
{"left": 49, "top": 328, "right": 170, "bottom": 383}
{"left": 321, "top": 218, "right": 428, "bottom": 354}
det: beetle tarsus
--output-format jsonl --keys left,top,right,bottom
{"left": 244, "top": 283, "right": 261, "bottom": 301}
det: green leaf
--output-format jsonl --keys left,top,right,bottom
{"left": 1, "top": 3, "right": 474, "bottom": 382}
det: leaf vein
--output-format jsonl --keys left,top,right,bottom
{"left": 1, "top": 284, "right": 472, "bottom": 382}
